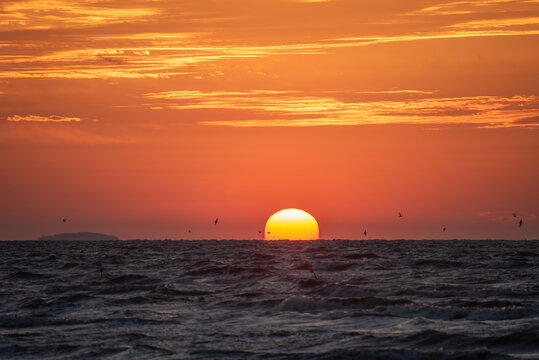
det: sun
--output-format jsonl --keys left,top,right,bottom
{"left": 264, "top": 208, "right": 319, "bottom": 240}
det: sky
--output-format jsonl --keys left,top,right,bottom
{"left": 1, "top": 0, "right": 538, "bottom": 240}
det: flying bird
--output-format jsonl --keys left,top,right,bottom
{"left": 399, "top": 212, "right": 403, "bottom": 218}
{"left": 519, "top": 219, "right": 523, "bottom": 227}
{"left": 214, "top": 218, "right": 218, "bottom": 225}
{"left": 442, "top": 227, "right": 446, "bottom": 232}
{"left": 513, "top": 213, "right": 517, "bottom": 218}
{"left": 363, "top": 230, "right": 367, "bottom": 236}
{"left": 62, "top": 219, "right": 66, "bottom": 222}
{"left": 258, "top": 231, "right": 262, "bottom": 234}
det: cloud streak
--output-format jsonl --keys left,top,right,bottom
{"left": 414, "top": 0, "right": 539, "bottom": 16}
{"left": 0, "top": 0, "right": 157, "bottom": 30}
{"left": 0, "top": 1, "right": 537, "bottom": 79}
{"left": 144, "top": 91, "right": 539, "bottom": 127}
{"left": 1, "top": 26, "right": 537, "bottom": 79}
{"left": 7, "top": 115, "right": 81, "bottom": 122}
{"left": 447, "top": 17, "right": 539, "bottom": 30}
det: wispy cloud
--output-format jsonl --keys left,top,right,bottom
{"left": 0, "top": 0, "right": 157, "bottom": 30}
{"left": 357, "top": 90, "right": 435, "bottom": 95}
{"left": 0, "top": 34, "right": 326, "bottom": 79}
{"left": 144, "top": 90, "right": 539, "bottom": 127}
{"left": 7, "top": 115, "right": 81, "bottom": 122}
{"left": 2, "top": 24, "right": 537, "bottom": 80}
{"left": 414, "top": 0, "right": 535, "bottom": 16}
{"left": 1, "top": 0, "right": 537, "bottom": 80}
{"left": 448, "top": 17, "right": 539, "bottom": 30}
{"left": 329, "top": 28, "right": 539, "bottom": 47}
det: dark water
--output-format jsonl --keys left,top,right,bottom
{"left": 1, "top": 240, "right": 538, "bottom": 359}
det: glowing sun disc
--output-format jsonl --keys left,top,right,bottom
{"left": 264, "top": 208, "right": 319, "bottom": 240}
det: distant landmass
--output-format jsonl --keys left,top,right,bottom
{"left": 38, "top": 232, "right": 120, "bottom": 241}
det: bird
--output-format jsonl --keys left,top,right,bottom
{"left": 519, "top": 219, "right": 523, "bottom": 227}
{"left": 513, "top": 213, "right": 517, "bottom": 218}
{"left": 258, "top": 231, "right": 262, "bottom": 234}
{"left": 188, "top": 230, "right": 191, "bottom": 233}
{"left": 442, "top": 227, "right": 446, "bottom": 232}
{"left": 62, "top": 218, "right": 66, "bottom": 222}
{"left": 399, "top": 212, "right": 403, "bottom": 218}
{"left": 214, "top": 218, "right": 218, "bottom": 225}
{"left": 363, "top": 230, "right": 367, "bottom": 236}
{"left": 267, "top": 231, "right": 271, "bottom": 235}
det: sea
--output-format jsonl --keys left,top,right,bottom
{"left": 0, "top": 240, "right": 538, "bottom": 359}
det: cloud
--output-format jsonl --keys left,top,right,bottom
{"left": 512, "top": 115, "right": 539, "bottom": 125}
{"left": 1, "top": 0, "right": 537, "bottom": 80}
{"left": 447, "top": 17, "right": 539, "bottom": 30}
{"left": 2, "top": 25, "right": 537, "bottom": 79}
{"left": 7, "top": 115, "right": 81, "bottom": 122}
{"left": 0, "top": 37, "right": 325, "bottom": 79}
{"left": 478, "top": 114, "right": 539, "bottom": 129}
{"left": 329, "top": 28, "right": 539, "bottom": 48}
{"left": 143, "top": 90, "right": 539, "bottom": 127}
{"left": 0, "top": 0, "right": 157, "bottom": 30}
{"left": 357, "top": 90, "right": 434, "bottom": 95}
{"left": 413, "top": 0, "right": 531, "bottom": 16}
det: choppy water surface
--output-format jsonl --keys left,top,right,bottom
{"left": 1, "top": 240, "right": 538, "bottom": 359}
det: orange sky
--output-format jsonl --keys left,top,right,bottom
{"left": 1, "top": 0, "right": 538, "bottom": 239}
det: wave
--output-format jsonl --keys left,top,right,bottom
{"left": 412, "top": 259, "right": 462, "bottom": 267}
{"left": 344, "top": 253, "right": 381, "bottom": 260}
{"left": 277, "top": 295, "right": 413, "bottom": 312}
{"left": 62, "top": 262, "right": 79, "bottom": 269}
{"left": 1, "top": 239, "right": 537, "bottom": 360}
{"left": 8, "top": 271, "right": 49, "bottom": 280}
{"left": 108, "top": 274, "right": 159, "bottom": 284}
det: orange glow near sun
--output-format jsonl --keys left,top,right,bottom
{"left": 264, "top": 208, "right": 319, "bottom": 240}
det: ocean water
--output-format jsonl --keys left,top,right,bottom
{"left": 0, "top": 240, "right": 538, "bottom": 360}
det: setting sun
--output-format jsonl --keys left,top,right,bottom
{"left": 264, "top": 208, "right": 319, "bottom": 240}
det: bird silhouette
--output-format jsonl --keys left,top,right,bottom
{"left": 62, "top": 218, "right": 66, "bottom": 222}
{"left": 519, "top": 219, "right": 523, "bottom": 227}
{"left": 258, "top": 231, "right": 262, "bottom": 234}
{"left": 442, "top": 227, "right": 446, "bottom": 232}
{"left": 363, "top": 230, "right": 367, "bottom": 236}
{"left": 513, "top": 213, "right": 517, "bottom": 218}
{"left": 399, "top": 212, "right": 403, "bottom": 218}
{"left": 214, "top": 218, "right": 218, "bottom": 225}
